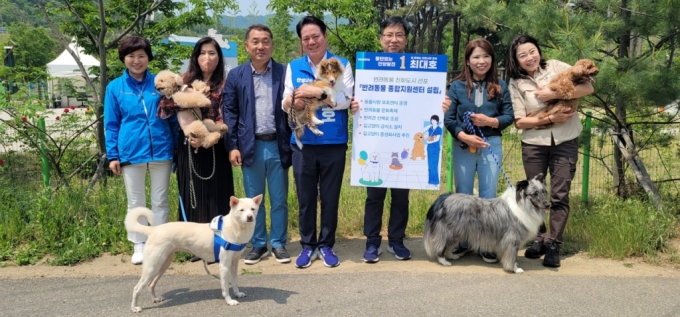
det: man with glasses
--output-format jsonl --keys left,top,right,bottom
{"left": 223, "top": 24, "right": 293, "bottom": 265}
{"left": 351, "top": 16, "right": 451, "bottom": 263}
{"left": 282, "top": 15, "right": 355, "bottom": 268}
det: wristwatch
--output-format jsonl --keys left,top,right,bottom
{"left": 320, "top": 91, "right": 328, "bottom": 100}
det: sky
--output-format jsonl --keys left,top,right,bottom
{"left": 236, "top": 0, "right": 272, "bottom": 14}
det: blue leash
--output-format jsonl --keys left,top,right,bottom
{"left": 463, "top": 111, "right": 513, "bottom": 189}
{"left": 179, "top": 194, "right": 188, "bottom": 222}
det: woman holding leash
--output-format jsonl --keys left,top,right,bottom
{"left": 444, "top": 38, "right": 514, "bottom": 264}
{"left": 173, "top": 37, "right": 235, "bottom": 262}
{"left": 105, "top": 36, "right": 178, "bottom": 265}
{"left": 507, "top": 34, "right": 593, "bottom": 267}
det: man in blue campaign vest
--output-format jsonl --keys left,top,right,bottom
{"left": 282, "top": 15, "right": 355, "bottom": 269}
{"left": 350, "top": 17, "right": 452, "bottom": 264}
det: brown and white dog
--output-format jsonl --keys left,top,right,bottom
{"left": 288, "top": 58, "right": 349, "bottom": 149}
{"left": 125, "top": 195, "right": 262, "bottom": 313}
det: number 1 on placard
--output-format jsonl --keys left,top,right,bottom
{"left": 400, "top": 55, "right": 405, "bottom": 69}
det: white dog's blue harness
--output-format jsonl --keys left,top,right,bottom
{"left": 210, "top": 215, "right": 247, "bottom": 263}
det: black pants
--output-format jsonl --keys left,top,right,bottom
{"left": 522, "top": 137, "right": 579, "bottom": 247}
{"left": 292, "top": 144, "right": 347, "bottom": 250}
{"left": 363, "top": 187, "right": 409, "bottom": 246}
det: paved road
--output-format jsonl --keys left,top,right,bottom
{"left": 2, "top": 271, "right": 679, "bottom": 316}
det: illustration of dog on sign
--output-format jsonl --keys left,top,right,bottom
{"left": 363, "top": 152, "right": 382, "bottom": 182}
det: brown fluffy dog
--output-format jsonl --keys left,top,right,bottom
{"left": 155, "top": 70, "right": 227, "bottom": 149}
{"left": 288, "top": 58, "right": 349, "bottom": 149}
{"left": 530, "top": 59, "right": 598, "bottom": 129}
{"left": 411, "top": 132, "right": 426, "bottom": 160}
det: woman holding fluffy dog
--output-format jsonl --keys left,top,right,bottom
{"left": 444, "top": 38, "right": 515, "bottom": 264}
{"left": 104, "top": 36, "right": 179, "bottom": 265}
{"left": 507, "top": 34, "right": 594, "bottom": 267}
{"left": 175, "top": 37, "right": 235, "bottom": 239}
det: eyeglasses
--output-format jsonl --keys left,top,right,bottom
{"left": 381, "top": 33, "right": 406, "bottom": 40}
{"left": 301, "top": 34, "right": 323, "bottom": 43}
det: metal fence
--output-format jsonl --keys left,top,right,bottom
{"left": 491, "top": 127, "right": 680, "bottom": 199}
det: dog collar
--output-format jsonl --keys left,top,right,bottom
{"left": 210, "top": 215, "right": 247, "bottom": 262}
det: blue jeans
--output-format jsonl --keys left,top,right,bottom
{"left": 242, "top": 140, "right": 289, "bottom": 249}
{"left": 453, "top": 136, "right": 502, "bottom": 199}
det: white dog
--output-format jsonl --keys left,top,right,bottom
{"left": 364, "top": 152, "right": 381, "bottom": 182}
{"left": 124, "top": 195, "right": 262, "bottom": 313}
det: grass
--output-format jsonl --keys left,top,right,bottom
{"left": 1, "top": 131, "right": 679, "bottom": 266}
{"left": 241, "top": 268, "right": 262, "bottom": 275}
{"left": 563, "top": 195, "right": 678, "bottom": 260}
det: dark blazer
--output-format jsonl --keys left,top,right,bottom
{"left": 222, "top": 59, "right": 292, "bottom": 168}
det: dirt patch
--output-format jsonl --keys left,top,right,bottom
{"left": 2, "top": 237, "right": 679, "bottom": 279}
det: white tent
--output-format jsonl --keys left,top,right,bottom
{"left": 47, "top": 42, "right": 99, "bottom": 78}
{"left": 46, "top": 43, "right": 99, "bottom": 107}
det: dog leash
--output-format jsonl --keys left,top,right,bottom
{"left": 463, "top": 111, "right": 513, "bottom": 188}
{"left": 186, "top": 138, "right": 216, "bottom": 209}
{"left": 179, "top": 194, "right": 188, "bottom": 222}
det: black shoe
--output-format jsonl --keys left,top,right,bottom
{"left": 272, "top": 247, "right": 291, "bottom": 263}
{"left": 451, "top": 243, "right": 471, "bottom": 260}
{"left": 481, "top": 252, "right": 498, "bottom": 263}
{"left": 525, "top": 241, "right": 547, "bottom": 259}
{"left": 244, "top": 247, "right": 269, "bottom": 264}
{"left": 189, "top": 255, "right": 202, "bottom": 262}
{"left": 542, "top": 244, "right": 561, "bottom": 268}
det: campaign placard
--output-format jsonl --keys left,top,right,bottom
{"left": 351, "top": 52, "right": 448, "bottom": 190}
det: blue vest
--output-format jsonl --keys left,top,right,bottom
{"left": 289, "top": 52, "right": 350, "bottom": 145}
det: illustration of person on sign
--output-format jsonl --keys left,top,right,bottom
{"left": 424, "top": 114, "right": 442, "bottom": 188}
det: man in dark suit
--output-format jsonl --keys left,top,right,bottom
{"left": 222, "top": 24, "right": 292, "bottom": 264}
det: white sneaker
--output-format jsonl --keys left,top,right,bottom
{"left": 131, "top": 243, "right": 144, "bottom": 265}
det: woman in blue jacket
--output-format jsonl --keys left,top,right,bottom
{"left": 443, "top": 38, "right": 514, "bottom": 264}
{"left": 104, "top": 36, "right": 178, "bottom": 265}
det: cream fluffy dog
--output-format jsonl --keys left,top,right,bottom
{"left": 154, "top": 70, "right": 227, "bottom": 149}
{"left": 125, "top": 194, "right": 262, "bottom": 313}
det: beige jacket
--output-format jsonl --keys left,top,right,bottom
{"left": 509, "top": 59, "right": 582, "bottom": 146}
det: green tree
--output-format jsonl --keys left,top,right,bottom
{"left": 268, "top": 0, "right": 380, "bottom": 62}
{"left": 0, "top": 23, "right": 58, "bottom": 99}
{"left": 0, "top": 0, "right": 44, "bottom": 26}
{"left": 7, "top": 23, "right": 59, "bottom": 69}
{"left": 267, "top": 8, "right": 297, "bottom": 63}
{"left": 32, "top": 0, "right": 239, "bottom": 188}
